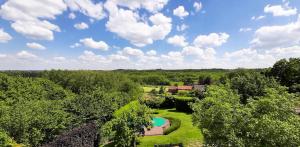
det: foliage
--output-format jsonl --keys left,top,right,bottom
{"left": 0, "top": 130, "right": 14, "bottom": 147}
{"left": 174, "top": 96, "right": 195, "bottom": 112}
{"left": 163, "top": 117, "right": 181, "bottom": 135}
{"left": 267, "top": 58, "right": 300, "bottom": 93}
{"left": 102, "top": 101, "right": 152, "bottom": 147}
{"left": 142, "top": 95, "right": 165, "bottom": 108}
{"left": 192, "top": 84, "right": 300, "bottom": 147}
{"left": 66, "top": 88, "right": 129, "bottom": 126}
{"left": 227, "top": 70, "right": 279, "bottom": 104}
{"left": 0, "top": 73, "right": 74, "bottom": 146}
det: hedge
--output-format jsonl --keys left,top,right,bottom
{"left": 174, "top": 96, "right": 195, "bottom": 112}
{"left": 163, "top": 117, "right": 181, "bottom": 135}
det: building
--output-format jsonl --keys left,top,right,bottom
{"left": 167, "top": 85, "right": 204, "bottom": 94}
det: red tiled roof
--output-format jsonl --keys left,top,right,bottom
{"left": 177, "top": 86, "right": 193, "bottom": 90}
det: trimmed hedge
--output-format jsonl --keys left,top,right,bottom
{"left": 163, "top": 117, "right": 181, "bottom": 135}
{"left": 174, "top": 96, "right": 195, "bottom": 112}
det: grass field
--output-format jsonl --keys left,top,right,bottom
{"left": 138, "top": 109, "right": 204, "bottom": 147}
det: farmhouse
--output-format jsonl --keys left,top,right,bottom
{"left": 168, "top": 85, "right": 205, "bottom": 94}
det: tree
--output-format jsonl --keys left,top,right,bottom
{"left": 268, "top": 58, "right": 300, "bottom": 93}
{"left": 159, "top": 86, "right": 165, "bottom": 94}
{"left": 192, "top": 84, "right": 300, "bottom": 146}
{"left": 101, "top": 101, "right": 152, "bottom": 147}
{"left": 228, "top": 70, "right": 278, "bottom": 104}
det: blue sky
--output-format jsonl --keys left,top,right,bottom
{"left": 0, "top": 0, "right": 300, "bottom": 70}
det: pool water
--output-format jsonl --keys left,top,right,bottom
{"left": 152, "top": 117, "right": 166, "bottom": 127}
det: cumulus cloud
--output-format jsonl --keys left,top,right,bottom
{"left": 193, "top": 33, "right": 229, "bottom": 48}
{"left": 26, "top": 42, "right": 46, "bottom": 50}
{"left": 79, "top": 50, "right": 107, "bottom": 62}
{"left": 17, "top": 51, "right": 37, "bottom": 59}
{"left": 146, "top": 50, "right": 157, "bottom": 56}
{"left": 65, "top": 0, "right": 106, "bottom": 20}
{"left": 161, "top": 51, "right": 184, "bottom": 63}
{"left": 176, "top": 24, "right": 188, "bottom": 32}
{"left": 0, "top": 0, "right": 66, "bottom": 40}
{"left": 251, "top": 15, "right": 300, "bottom": 49}
{"left": 53, "top": 56, "right": 66, "bottom": 62}
{"left": 0, "top": 28, "right": 12, "bottom": 43}
{"left": 70, "top": 43, "right": 81, "bottom": 48}
{"left": 109, "top": 0, "right": 169, "bottom": 13}
{"left": 74, "top": 22, "right": 89, "bottom": 30}
{"left": 105, "top": 1, "right": 172, "bottom": 47}
{"left": 264, "top": 3, "right": 297, "bottom": 17}
{"left": 193, "top": 2, "right": 202, "bottom": 12}
{"left": 68, "top": 13, "right": 76, "bottom": 19}
{"left": 80, "top": 38, "right": 109, "bottom": 51}
{"left": 239, "top": 27, "right": 252, "bottom": 32}
{"left": 0, "top": 54, "right": 7, "bottom": 58}
{"left": 251, "top": 15, "right": 265, "bottom": 21}
{"left": 167, "top": 35, "right": 188, "bottom": 47}
{"left": 173, "top": 6, "right": 189, "bottom": 19}
{"left": 122, "top": 47, "right": 144, "bottom": 57}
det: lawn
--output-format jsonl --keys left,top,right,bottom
{"left": 138, "top": 109, "right": 204, "bottom": 147}
{"left": 143, "top": 86, "right": 160, "bottom": 93}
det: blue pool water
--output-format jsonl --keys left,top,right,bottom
{"left": 152, "top": 117, "right": 167, "bottom": 127}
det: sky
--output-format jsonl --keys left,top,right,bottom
{"left": 0, "top": 0, "right": 300, "bottom": 70}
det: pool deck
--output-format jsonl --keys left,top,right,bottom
{"left": 144, "top": 119, "right": 170, "bottom": 136}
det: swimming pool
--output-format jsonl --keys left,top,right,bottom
{"left": 152, "top": 117, "right": 167, "bottom": 127}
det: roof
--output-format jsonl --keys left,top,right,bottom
{"left": 193, "top": 85, "right": 205, "bottom": 91}
{"left": 177, "top": 86, "right": 193, "bottom": 90}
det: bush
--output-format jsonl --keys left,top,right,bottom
{"left": 163, "top": 117, "right": 181, "bottom": 135}
{"left": 174, "top": 96, "right": 195, "bottom": 112}
{"left": 0, "top": 130, "right": 14, "bottom": 147}
{"left": 143, "top": 95, "right": 165, "bottom": 108}
{"left": 160, "top": 96, "right": 175, "bottom": 108}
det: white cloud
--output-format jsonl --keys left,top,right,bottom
{"left": 26, "top": 42, "right": 46, "bottom": 50}
{"left": 193, "top": 33, "right": 229, "bottom": 48}
{"left": 109, "top": 0, "right": 169, "bottom": 13}
{"left": 0, "top": 28, "right": 12, "bottom": 43}
{"left": 173, "top": 6, "right": 189, "bottom": 19}
{"left": 79, "top": 50, "right": 107, "bottom": 63}
{"left": 251, "top": 15, "right": 300, "bottom": 49}
{"left": 16, "top": 50, "right": 37, "bottom": 59}
{"left": 264, "top": 3, "right": 297, "bottom": 16}
{"left": 108, "top": 54, "right": 129, "bottom": 61}
{"left": 167, "top": 35, "right": 188, "bottom": 47}
{"left": 122, "top": 47, "right": 144, "bottom": 57}
{"left": 251, "top": 15, "right": 265, "bottom": 21}
{"left": 193, "top": 2, "right": 202, "bottom": 12}
{"left": 80, "top": 38, "right": 109, "bottom": 51}
{"left": 74, "top": 22, "right": 89, "bottom": 30}
{"left": 0, "top": 54, "right": 7, "bottom": 58}
{"left": 0, "top": 0, "right": 66, "bottom": 40}
{"left": 176, "top": 24, "right": 189, "bottom": 32}
{"left": 65, "top": 0, "right": 106, "bottom": 20}
{"left": 68, "top": 12, "right": 76, "bottom": 19}
{"left": 105, "top": 1, "right": 172, "bottom": 47}
{"left": 239, "top": 27, "right": 252, "bottom": 32}
{"left": 53, "top": 56, "right": 66, "bottom": 62}
{"left": 146, "top": 50, "right": 157, "bottom": 56}
{"left": 161, "top": 51, "right": 184, "bottom": 63}
{"left": 70, "top": 43, "right": 81, "bottom": 48}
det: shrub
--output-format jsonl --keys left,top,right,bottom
{"left": 174, "top": 96, "right": 195, "bottom": 112}
{"left": 0, "top": 130, "right": 14, "bottom": 147}
{"left": 160, "top": 96, "right": 175, "bottom": 108}
{"left": 143, "top": 95, "right": 165, "bottom": 108}
{"left": 163, "top": 117, "right": 181, "bottom": 135}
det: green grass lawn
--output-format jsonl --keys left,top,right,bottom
{"left": 143, "top": 86, "right": 160, "bottom": 93}
{"left": 138, "top": 109, "right": 204, "bottom": 147}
